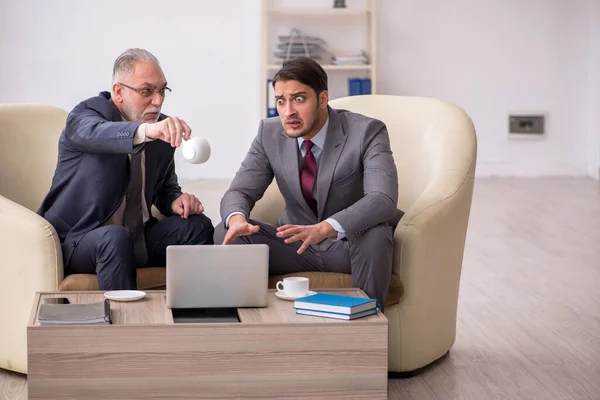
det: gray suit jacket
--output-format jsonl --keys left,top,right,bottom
{"left": 220, "top": 106, "right": 401, "bottom": 238}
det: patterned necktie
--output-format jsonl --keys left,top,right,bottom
{"left": 300, "top": 140, "right": 318, "bottom": 214}
{"left": 123, "top": 151, "right": 148, "bottom": 266}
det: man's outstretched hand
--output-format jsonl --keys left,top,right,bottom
{"left": 276, "top": 221, "right": 337, "bottom": 254}
{"left": 146, "top": 116, "right": 191, "bottom": 147}
{"left": 222, "top": 214, "right": 260, "bottom": 244}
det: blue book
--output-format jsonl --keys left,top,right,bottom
{"left": 294, "top": 293, "right": 378, "bottom": 315}
{"left": 267, "top": 79, "right": 278, "bottom": 117}
{"left": 361, "top": 78, "right": 372, "bottom": 94}
{"left": 348, "top": 78, "right": 362, "bottom": 96}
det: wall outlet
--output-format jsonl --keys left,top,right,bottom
{"left": 509, "top": 115, "right": 545, "bottom": 135}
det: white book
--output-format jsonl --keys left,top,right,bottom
{"left": 296, "top": 308, "right": 377, "bottom": 320}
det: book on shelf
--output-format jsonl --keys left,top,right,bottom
{"left": 361, "top": 78, "right": 371, "bottom": 94}
{"left": 349, "top": 78, "right": 371, "bottom": 96}
{"left": 37, "top": 300, "right": 111, "bottom": 325}
{"left": 266, "top": 79, "right": 278, "bottom": 117}
{"left": 294, "top": 292, "right": 379, "bottom": 315}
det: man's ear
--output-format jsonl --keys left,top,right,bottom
{"left": 319, "top": 90, "right": 329, "bottom": 109}
{"left": 112, "top": 83, "right": 123, "bottom": 103}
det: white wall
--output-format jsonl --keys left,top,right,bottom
{"left": 0, "top": 0, "right": 262, "bottom": 180}
{"left": 589, "top": 0, "right": 600, "bottom": 179}
{"left": 379, "top": 0, "right": 592, "bottom": 176}
{"left": 0, "top": 0, "right": 597, "bottom": 179}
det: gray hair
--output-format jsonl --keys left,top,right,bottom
{"left": 112, "top": 48, "right": 159, "bottom": 82}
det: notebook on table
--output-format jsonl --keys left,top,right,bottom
{"left": 37, "top": 300, "right": 111, "bottom": 325}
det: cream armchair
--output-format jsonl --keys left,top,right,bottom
{"left": 0, "top": 104, "right": 67, "bottom": 373}
{"left": 252, "top": 95, "right": 477, "bottom": 374}
{"left": 0, "top": 104, "right": 166, "bottom": 373}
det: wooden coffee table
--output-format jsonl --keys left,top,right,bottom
{"left": 28, "top": 289, "right": 388, "bottom": 399}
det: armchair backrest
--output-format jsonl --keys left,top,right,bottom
{"left": 0, "top": 104, "right": 68, "bottom": 212}
{"left": 328, "top": 95, "right": 476, "bottom": 212}
{"left": 251, "top": 95, "right": 476, "bottom": 223}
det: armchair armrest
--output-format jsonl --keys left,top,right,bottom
{"left": 0, "top": 195, "right": 63, "bottom": 373}
{"left": 390, "top": 166, "right": 475, "bottom": 368}
{"left": 394, "top": 167, "right": 475, "bottom": 293}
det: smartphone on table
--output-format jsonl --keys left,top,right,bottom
{"left": 44, "top": 297, "right": 70, "bottom": 305}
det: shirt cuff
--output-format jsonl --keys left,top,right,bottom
{"left": 325, "top": 218, "right": 346, "bottom": 240}
{"left": 133, "top": 123, "right": 147, "bottom": 146}
{"left": 225, "top": 212, "right": 246, "bottom": 228}
{"left": 133, "top": 123, "right": 156, "bottom": 146}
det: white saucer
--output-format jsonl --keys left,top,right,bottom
{"left": 104, "top": 290, "right": 146, "bottom": 302}
{"left": 275, "top": 290, "right": 317, "bottom": 301}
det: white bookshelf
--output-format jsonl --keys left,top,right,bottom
{"left": 261, "top": 0, "right": 377, "bottom": 119}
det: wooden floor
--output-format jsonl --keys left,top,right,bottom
{"left": 2, "top": 177, "right": 599, "bottom": 400}
{"left": 387, "top": 177, "right": 600, "bottom": 399}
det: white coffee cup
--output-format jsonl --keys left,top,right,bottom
{"left": 276, "top": 277, "right": 309, "bottom": 296}
{"left": 181, "top": 137, "right": 211, "bottom": 164}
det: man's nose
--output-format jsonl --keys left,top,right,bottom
{"left": 283, "top": 102, "right": 296, "bottom": 117}
{"left": 151, "top": 92, "right": 164, "bottom": 107}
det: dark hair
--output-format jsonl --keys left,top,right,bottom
{"left": 272, "top": 57, "right": 328, "bottom": 95}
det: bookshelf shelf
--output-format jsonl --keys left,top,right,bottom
{"left": 267, "top": 64, "right": 373, "bottom": 71}
{"left": 266, "top": 8, "right": 371, "bottom": 17}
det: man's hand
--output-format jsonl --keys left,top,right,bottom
{"left": 223, "top": 214, "right": 260, "bottom": 245}
{"left": 276, "top": 221, "right": 337, "bottom": 255}
{"left": 146, "top": 116, "right": 191, "bottom": 147}
{"left": 172, "top": 193, "right": 204, "bottom": 218}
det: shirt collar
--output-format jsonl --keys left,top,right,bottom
{"left": 298, "top": 116, "right": 329, "bottom": 151}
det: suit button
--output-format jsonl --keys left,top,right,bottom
{"left": 72, "top": 241, "right": 76, "bottom": 247}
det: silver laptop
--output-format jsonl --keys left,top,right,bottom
{"left": 166, "top": 244, "right": 269, "bottom": 309}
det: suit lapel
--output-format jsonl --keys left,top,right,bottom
{"left": 316, "top": 108, "right": 347, "bottom": 219}
{"left": 141, "top": 142, "right": 156, "bottom": 215}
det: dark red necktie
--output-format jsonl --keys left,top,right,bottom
{"left": 300, "top": 140, "right": 318, "bottom": 214}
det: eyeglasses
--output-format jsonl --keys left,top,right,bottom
{"left": 118, "top": 82, "right": 172, "bottom": 98}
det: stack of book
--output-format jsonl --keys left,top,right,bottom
{"left": 294, "top": 293, "right": 378, "bottom": 320}
{"left": 332, "top": 51, "right": 369, "bottom": 65}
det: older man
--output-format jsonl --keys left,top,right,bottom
{"left": 39, "top": 48, "right": 214, "bottom": 290}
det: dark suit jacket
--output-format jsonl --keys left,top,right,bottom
{"left": 38, "top": 91, "right": 182, "bottom": 267}
{"left": 221, "top": 106, "right": 403, "bottom": 239}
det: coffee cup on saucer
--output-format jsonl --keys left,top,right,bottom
{"left": 276, "top": 277, "right": 310, "bottom": 297}
{"left": 181, "top": 137, "right": 211, "bottom": 164}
